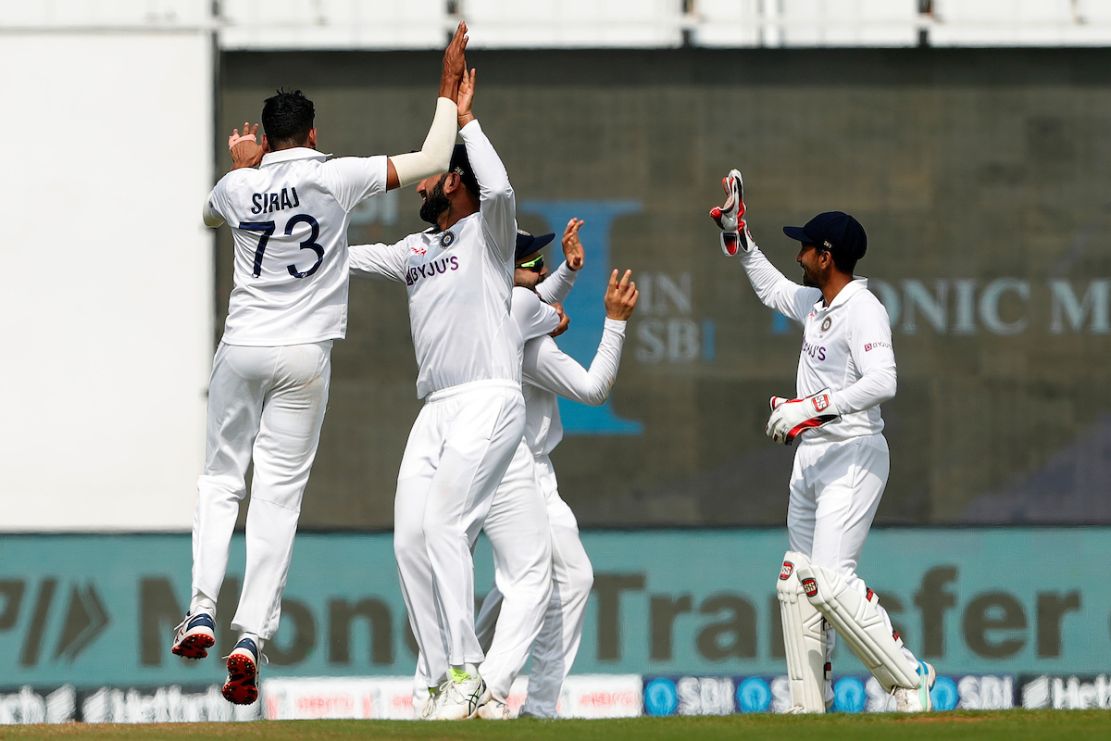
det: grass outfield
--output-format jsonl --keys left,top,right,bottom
{"left": 5, "top": 712, "right": 1109, "bottom": 740}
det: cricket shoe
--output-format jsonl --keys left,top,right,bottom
{"left": 222, "top": 637, "right": 262, "bottom": 705}
{"left": 430, "top": 671, "right": 486, "bottom": 720}
{"left": 416, "top": 685, "right": 442, "bottom": 720}
{"left": 893, "top": 660, "right": 936, "bottom": 712}
{"left": 170, "top": 612, "right": 215, "bottom": 660}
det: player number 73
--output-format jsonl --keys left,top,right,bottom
{"left": 239, "top": 214, "right": 324, "bottom": 279}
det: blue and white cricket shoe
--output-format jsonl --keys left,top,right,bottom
{"left": 222, "top": 637, "right": 261, "bottom": 705}
{"left": 170, "top": 612, "right": 216, "bottom": 660}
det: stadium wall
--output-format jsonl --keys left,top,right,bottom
{"left": 217, "top": 47, "right": 1111, "bottom": 530}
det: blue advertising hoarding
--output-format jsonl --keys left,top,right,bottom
{"left": 0, "top": 528, "right": 1103, "bottom": 687}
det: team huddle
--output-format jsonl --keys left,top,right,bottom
{"left": 171, "top": 22, "right": 937, "bottom": 719}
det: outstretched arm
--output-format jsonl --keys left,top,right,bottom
{"left": 385, "top": 22, "right": 467, "bottom": 190}
{"left": 708, "top": 168, "right": 817, "bottom": 323}
{"left": 349, "top": 241, "right": 409, "bottom": 283}
{"left": 456, "top": 69, "right": 517, "bottom": 262}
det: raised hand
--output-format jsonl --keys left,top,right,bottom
{"left": 228, "top": 121, "right": 263, "bottom": 170}
{"left": 440, "top": 21, "right": 469, "bottom": 100}
{"left": 604, "top": 269, "right": 639, "bottom": 321}
{"left": 561, "top": 218, "right": 585, "bottom": 271}
{"left": 457, "top": 67, "right": 477, "bottom": 127}
{"left": 708, "top": 168, "right": 751, "bottom": 256}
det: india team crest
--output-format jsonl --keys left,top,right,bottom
{"left": 820, "top": 317, "right": 832, "bottom": 332}
{"left": 439, "top": 231, "right": 456, "bottom": 248}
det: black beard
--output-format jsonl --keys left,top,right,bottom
{"left": 419, "top": 178, "right": 450, "bottom": 226}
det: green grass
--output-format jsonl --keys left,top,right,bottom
{"left": 5, "top": 711, "right": 1110, "bottom": 740}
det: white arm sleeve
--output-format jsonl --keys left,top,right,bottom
{"left": 831, "top": 298, "right": 897, "bottom": 413}
{"left": 524, "top": 319, "right": 626, "bottom": 406}
{"left": 511, "top": 287, "right": 560, "bottom": 341}
{"left": 390, "top": 97, "right": 459, "bottom": 187}
{"left": 348, "top": 240, "right": 409, "bottom": 283}
{"left": 738, "top": 244, "right": 820, "bottom": 324}
{"left": 535, "top": 261, "right": 579, "bottom": 305}
{"left": 459, "top": 119, "right": 516, "bottom": 263}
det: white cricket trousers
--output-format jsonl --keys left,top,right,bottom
{"left": 788, "top": 433, "right": 915, "bottom": 667}
{"left": 191, "top": 341, "right": 331, "bottom": 639}
{"left": 418, "top": 440, "right": 554, "bottom": 702}
{"left": 475, "top": 455, "right": 594, "bottom": 717}
{"left": 394, "top": 380, "right": 526, "bottom": 676}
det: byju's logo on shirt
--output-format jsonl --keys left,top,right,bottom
{"left": 405, "top": 255, "right": 459, "bottom": 287}
{"left": 864, "top": 341, "right": 892, "bottom": 352}
{"left": 802, "top": 340, "right": 827, "bottom": 362}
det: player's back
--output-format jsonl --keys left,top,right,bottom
{"left": 207, "top": 148, "right": 387, "bottom": 346}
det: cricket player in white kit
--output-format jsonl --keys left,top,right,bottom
{"left": 709, "top": 169, "right": 936, "bottom": 713}
{"left": 406, "top": 230, "right": 568, "bottom": 719}
{"left": 347, "top": 67, "right": 528, "bottom": 720}
{"left": 473, "top": 224, "right": 639, "bottom": 719}
{"left": 169, "top": 24, "right": 471, "bottom": 706}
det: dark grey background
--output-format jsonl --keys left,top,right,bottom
{"left": 217, "top": 47, "right": 1111, "bottom": 528}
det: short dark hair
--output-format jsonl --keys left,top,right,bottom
{"left": 828, "top": 248, "right": 859, "bottom": 275}
{"left": 261, "top": 89, "right": 315, "bottom": 149}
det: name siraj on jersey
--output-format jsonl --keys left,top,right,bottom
{"left": 406, "top": 255, "right": 459, "bottom": 286}
{"left": 250, "top": 187, "right": 300, "bottom": 214}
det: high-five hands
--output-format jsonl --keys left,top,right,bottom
{"left": 709, "top": 168, "right": 752, "bottom": 256}
{"left": 440, "top": 21, "right": 469, "bottom": 101}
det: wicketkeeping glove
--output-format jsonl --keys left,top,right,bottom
{"left": 708, "top": 168, "right": 752, "bottom": 256}
{"left": 766, "top": 389, "right": 841, "bottom": 445}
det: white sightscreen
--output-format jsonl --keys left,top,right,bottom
{"left": 0, "top": 31, "right": 214, "bottom": 530}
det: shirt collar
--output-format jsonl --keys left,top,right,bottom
{"left": 816, "top": 277, "right": 869, "bottom": 311}
{"left": 260, "top": 147, "right": 329, "bottom": 167}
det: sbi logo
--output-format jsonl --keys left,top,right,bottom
{"left": 833, "top": 676, "right": 867, "bottom": 713}
{"left": 736, "top": 677, "right": 771, "bottom": 713}
{"left": 643, "top": 678, "right": 678, "bottom": 716}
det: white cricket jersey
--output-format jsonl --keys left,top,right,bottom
{"left": 738, "top": 245, "right": 897, "bottom": 442}
{"left": 205, "top": 148, "right": 388, "bottom": 346}
{"left": 511, "top": 286, "right": 561, "bottom": 363}
{"left": 522, "top": 319, "right": 627, "bottom": 456}
{"left": 348, "top": 120, "right": 520, "bottom": 399}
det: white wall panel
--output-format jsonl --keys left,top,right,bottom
{"left": 0, "top": 32, "right": 213, "bottom": 530}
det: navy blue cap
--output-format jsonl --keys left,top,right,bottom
{"left": 449, "top": 143, "right": 479, "bottom": 196}
{"left": 783, "top": 211, "right": 867, "bottom": 261}
{"left": 514, "top": 229, "right": 555, "bottom": 263}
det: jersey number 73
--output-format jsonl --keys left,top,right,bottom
{"left": 239, "top": 214, "right": 323, "bottom": 279}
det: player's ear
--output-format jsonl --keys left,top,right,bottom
{"left": 307, "top": 128, "right": 318, "bottom": 149}
{"left": 261, "top": 134, "right": 271, "bottom": 153}
{"left": 442, "top": 171, "right": 460, "bottom": 195}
